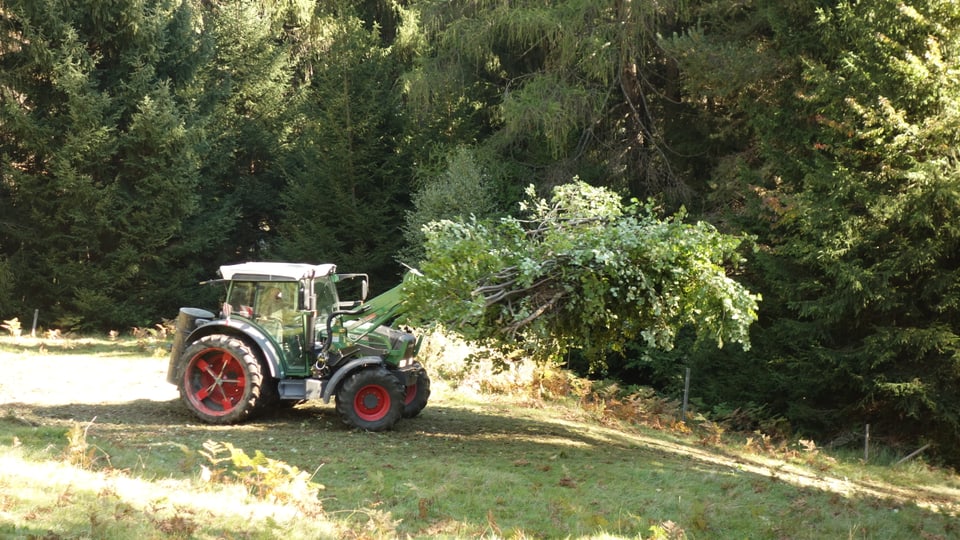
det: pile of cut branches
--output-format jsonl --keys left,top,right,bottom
{"left": 403, "top": 181, "right": 760, "bottom": 367}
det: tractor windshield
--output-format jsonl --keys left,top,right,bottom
{"left": 256, "top": 282, "right": 298, "bottom": 322}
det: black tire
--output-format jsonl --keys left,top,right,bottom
{"left": 178, "top": 334, "right": 263, "bottom": 424}
{"left": 258, "top": 370, "right": 302, "bottom": 411}
{"left": 335, "top": 367, "right": 404, "bottom": 431}
{"left": 402, "top": 364, "right": 431, "bottom": 419}
{"left": 257, "top": 372, "right": 282, "bottom": 410}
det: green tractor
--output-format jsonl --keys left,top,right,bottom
{"left": 166, "top": 262, "right": 430, "bottom": 431}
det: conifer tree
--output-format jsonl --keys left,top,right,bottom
{"left": 276, "top": 3, "right": 413, "bottom": 285}
{"left": 0, "top": 0, "right": 209, "bottom": 327}
{"left": 403, "top": 0, "right": 688, "bottom": 201}
{"left": 668, "top": 0, "right": 960, "bottom": 460}
{"left": 188, "top": 0, "right": 310, "bottom": 263}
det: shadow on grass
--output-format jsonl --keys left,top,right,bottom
{"left": 5, "top": 398, "right": 635, "bottom": 451}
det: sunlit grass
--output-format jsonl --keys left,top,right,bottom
{"left": 0, "top": 334, "right": 168, "bottom": 358}
{"left": 3, "top": 400, "right": 959, "bottom": 539}
{"left": 0, "top": 447, "right": 340, "bottom": 539}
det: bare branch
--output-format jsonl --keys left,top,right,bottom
{"left": 502, "top": 290, "right": 566, "bottom": 337}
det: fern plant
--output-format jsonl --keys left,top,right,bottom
{"left": 199, "top": 440, "right": 323, "bottom": 504}
{"left": 1, "top": 318, "right": 21, "bottom": 338}
{"left": 62, "top": 420, "right": 108, "bottom": 469}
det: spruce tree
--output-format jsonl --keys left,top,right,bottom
{"left": 403, "top": 0, "right": 688, "bottom": 202}
{"left": 0, "top": 0, "right": 208, "bottom": 327}
{"left": 276, "top": 4, "right": 413, "bottom": 286}
{"left": 668, "top": 0, "right": 960, "bottom": 460}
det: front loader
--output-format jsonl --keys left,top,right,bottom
{"left": 166, "top": 262, "right": 429, "bottom": 431}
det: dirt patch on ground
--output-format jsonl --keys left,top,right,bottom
{"left": 0, "top": 345, "right": 192, "bottom": 432}
{"left": 1, "top": 353, "right": 178, "bottom": 406}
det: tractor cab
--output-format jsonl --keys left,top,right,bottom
{"left": 216, "top": 262, "right": 342, "bottom": 373}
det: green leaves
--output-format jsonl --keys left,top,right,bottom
{"left": 199, "top": 440, "right": 324, "bottom": 502}
{"left": 405, "top": 181, "right": 759, "bottom": 366}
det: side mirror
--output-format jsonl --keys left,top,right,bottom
{"left": 335, "top": 273, "right": 370, "bottom": 302}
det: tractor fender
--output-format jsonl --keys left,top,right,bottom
{"left": 167, "top": 307, "right": 216, "bottom": 384}
{"left": 182, "top": 318, "right": 284, "bottom": 379}
{"left": 321, "top": 356, "right": 385, "bottom": 404}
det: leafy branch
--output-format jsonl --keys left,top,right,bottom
{"left": 404, "top": 181, "right": 760, "bottom": 366}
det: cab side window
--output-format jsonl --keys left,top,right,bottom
{"left": 229, "top": 282, "right": 256, "bottom": 317}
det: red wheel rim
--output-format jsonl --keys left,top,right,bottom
{"left": 404, "top": 383, "right": 418, "bottom": 405}
{"left": 354, "top": 384, "right": 391, "bottom": 421}
{"left": 184, "top": 349, "right": 247, "bottom": 416}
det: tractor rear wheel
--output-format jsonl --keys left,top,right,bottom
{"left": 402, "top": 364, "right": 431, "bottom": 418}
{"left": 336, "top": 367, "right": 404, "bottom": 431}
{"left": 178, "top": 334, "right": 263, "bottom": 424}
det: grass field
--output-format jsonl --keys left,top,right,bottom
{"left": 0, "top": 334, "right": 958, "bottom": 539}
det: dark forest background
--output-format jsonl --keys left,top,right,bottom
{"left": 3, "top": 0, "right": 960, "bottom": 462}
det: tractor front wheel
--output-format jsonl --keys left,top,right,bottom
{"left": 336, "top": 367, "right": 404, "bottom": 431}
{"left": 402, "top": 364, "right": 431, "bottom": 419}
{"left": 178, "top": 334, "right": 263, "bottom": 424}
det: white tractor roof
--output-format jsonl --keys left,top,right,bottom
{"left": 218, "top": 262, "right": 337, "bottom": 281}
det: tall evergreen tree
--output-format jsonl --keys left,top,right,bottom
{"left": 188, "top": 0, "right": 306, "bottom": 262}
{"left": 0, "top": 0, "right": 210, "bottom": 328}
{"left": 668, "top": 0, "right": 960, "bottom": 460}
{"left": 276, "top": 2, "right": 413, "bottom": 286}
{"left": 403, "top": 0, "right": 689, "bottom": 203}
